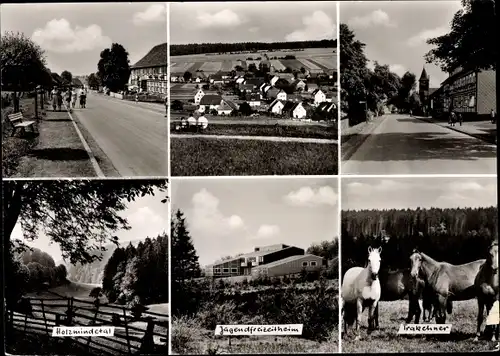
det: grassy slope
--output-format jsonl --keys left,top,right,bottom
{"left": 342, "top": 300, "right": 498, "bottom": 353}
{"left": 171, "top": 137, "right": 338, "bottom": 176}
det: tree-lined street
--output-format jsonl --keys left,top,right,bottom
{"left": 342, "top": 114, "right": 497, "bottom": 174}
{"left": 72, "top": 92, "right": 168, "bottom": 176}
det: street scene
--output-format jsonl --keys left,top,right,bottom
{"left": 1, "top": 3, "right": 168, "bottom": 178}
{"left": 340, "top": 0, "right": 496, "bottom": 174}
{"left": 170, "top": 2, "right": 338, "bottom": 176}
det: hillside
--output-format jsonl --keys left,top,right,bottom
{"left": 64, "top": 239, "right": 142, "bottom": 284}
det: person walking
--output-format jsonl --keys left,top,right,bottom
{"left": 491, "top": 109, "right": 496, "bottom": 124}
{"left": 50, "top": 86, "right": 58, "bottom": 111}
{"left": 64, "top": 88, "right": 72, "bottom": 112}
{"left": 458, "top": 112, "right": 463, "bottom": 126}
{"left": 164, "top": 95, "right": 168, "bottom": 117}
{"left": 80, "top": 87, "right": 87, "bottom": 108}
{"left": 71, "top": 88, "right": 78, "bottom": 109}
{"left": 56, "top": 88, "right": 63, "bottom": 111}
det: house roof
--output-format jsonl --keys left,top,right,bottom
{"left": 318, "top": 102, "right": 336, "bottom": 112}
{"left": 245, "top": 78, "right": 263, "bottom": 86}
{"left": 269, "top": 99, "right": 285, "bottom": 109}
{"left": 428, "top": 88, "right": 438, "bottom": 96}
{"left": 312, "top": 88, "right": 324, "bottom": 95}
{"left": 240, "top": 84, "right": 254, "bottom": 90}
{"left": 210, "top": 74, "right": 223, "bottom": 80}
{"left": 71, "top": 78, "right": 84, "bottom": 87}
{"left": 199, "top": 94, "right": 222, "bottom": 105}
{"left": 253, "top": 254, "right": 322, "bottom": 269}
{"left": 245, "top": 93, "right": 261, "bottom": 101}
{"left": 132, "top": 43, "right": 168, "bottom": 69}
{"left": 208, "top": 244, "right": 297, "bottom": 267}
{"left": 223, "top": 99, "right": 238, "bottom": 110}
{"left": 267, "top": 87, "right": 280, "bottom": 98}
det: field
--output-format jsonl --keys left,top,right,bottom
{"left": 170, "top": 137, "right": 338, "bottom": 176}
{"left": 170, "top": 48, "right": 336, "bottom": 76}
{"left": 172, "top": 280, "right": 339, "bottom": 355}
{"left": 342, "top": 300, "right": 498, "bottom": 353}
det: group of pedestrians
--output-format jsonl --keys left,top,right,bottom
{"left": 448, "top": 110, "right": 463, "bottom": 127}
{"left": 50, "top": 86, "right": 87, "bottom": 112}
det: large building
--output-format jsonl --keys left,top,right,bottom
{"left": 204, "top": 243, "right": 324, "bottom": 278}
{"left": 129, "top": 43, "right": 168, "bottom": 95}
{"left": 429, "top": 66, "right": 496, "bottom": 120}
{"left": 418, "top": 67, "right": 438, "bottom": 116}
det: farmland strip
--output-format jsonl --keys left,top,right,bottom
{"left": 270, "top": 59, "right": 286, "bottom": 71}
{"left": 279, "top": 59, "right": 304, "bottom": 71}
{"left": 296, "top": 58, "right": 322, "bottom": 71}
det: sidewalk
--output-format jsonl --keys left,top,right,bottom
{"left": 341, "top": 115, "right": 388, "bottom": 161}
{"left": 12, "top": 105, "right": 97, "bottom": 177}
{"left": 416, "top": 116, "right": 497, "bottom": 145}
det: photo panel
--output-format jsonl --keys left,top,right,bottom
{"left": 171, "top": 177, "right": 339, "bottom": 353}
{"left": 3, "top": 179, "right": 169, "bottom": 355}
{"left": 339, "top": 0, "right": 497, "bottom": 175}
{"left": 1, "top": 3, "right": 169, "bottom": 178}
{"left": 340, "top": 176, "right": 498, "bottom": 352}
{"left": 169, "top": 1, "right": 339, "bottom": 176}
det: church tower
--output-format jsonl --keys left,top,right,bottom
{"left": 419, "top": 67, "right": 430, "bottom": 104}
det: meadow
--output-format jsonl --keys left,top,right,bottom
{"left": 171, "top": 279, "right": 339, "bottom": 355}
{"left": 170, "top": 137, "right": 338, "bottom": 176}
{"left": 170, "top": 48, "right": 336, "bottom": 76}
{"left": 342, "top": 300, "right": 498, "bottom": 353}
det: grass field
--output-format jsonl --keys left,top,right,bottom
{"left": 171, "top": 122, "right": 337, "bottom": 139}
{"left": 170, "top": 48, "right": 336, "bottom": 76}
{"left": 342, "top": 300, "right": 498, "bottom": 353}
{"left": 170, "top": 137, "right": 338, "bottom": 176}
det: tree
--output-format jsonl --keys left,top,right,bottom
{"left": 238, "top": 102, "right": 252, "bottom": 116}
{"left": 425, "top": 0, "right": 496, "bottom": 72}
{"left": 284, "top": 67, "right": 293, "bottom": 73}
{"left": 300, "top": 67, "right": 306, "bottom": 75}
{"left": 248, "top": 63, "right": 257, "bottom": 73}
{"left": 97, "top": 43, "right": 131, "bottom": 92}
{"left": 87, "top": 73, "right": 100, "bottom": 90}
{"left": 0, "top": 31, "right": 48, "bottom": 111}
{"left": 171, "top": 209, "right": 200, "bottom": 283}
{"left": 171, "top": 100, "right": 183, "bottom": 111}
{"left": 397, "top": 71, "right": 417, "bottom": 112}
{"left": 102, "top": 247, "right": 127, "bottom": 302}
{"left": 2, "top": 180, "right": 168, "bottom": 265}
{"left": 183, "top": 71, "right": 192, "bottom": 82}
{"left": 234, "top": 65, "right": 244, "bottom": 72}
{"left": 61, "top": 70, "right": 73, "bottom": 85}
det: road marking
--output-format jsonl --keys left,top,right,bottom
{"left": 63, "top": 103, "right": 105, "bottom": 177}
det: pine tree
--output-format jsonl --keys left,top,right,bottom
{"left": 171, "top": 209, "right": 201, "bottom": 283}
{"left": 102, "top": 247, "right": 126, "bottom": 303}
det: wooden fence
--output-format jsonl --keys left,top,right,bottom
{"left": 6, "top": 293, "right": 168, "bottom": 355}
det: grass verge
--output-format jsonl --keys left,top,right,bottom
{"left": 171, "top": 137, "right": 338, "bottom": 175}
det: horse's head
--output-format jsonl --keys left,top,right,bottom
{"left": 409, "top": 250, "right": 422, "bottom": 278}
{"left": 367, "top": 246, "right": 382, "bottom": 279}
{"left": 488, "top": 241, "right": 499, "bottom": 272}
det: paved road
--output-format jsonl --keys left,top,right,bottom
{"left": 73, "top": 93, "right": 168, "bottom": 176}
{"left": 342, "top": 114, "right": 497, "bottom": 174}
{"left": 171, "top": 133, "right": 337, "bottom": 144}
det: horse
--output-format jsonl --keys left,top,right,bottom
{"left": 474, "top": 241, "right": 499, "bottom": 342}
{"left": 410, "top": 250, "right": 486, "bottom": 324}
{"left": 341, "top": 246, "right": 382, "bottom": 340}
{"left": 377, "top": 268, "right": 435, "bottom": 325}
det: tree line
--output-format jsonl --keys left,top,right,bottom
{"left": 341, "top": 206, "right": 498, "bottom": 272}
{"left": 171, "top": 40, "right": 336, "bottom": 56}
{"left": 101, "top": 233, "right": 169, "bottom": 307}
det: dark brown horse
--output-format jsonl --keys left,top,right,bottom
{"left": 410, "top": 250, "right": 485, "bottom": 324}
{"left": 474, "top": 241, "right": 499, "bottom": 342}
{"left": 375, "top": 268, "right": 435, "bottom": 326}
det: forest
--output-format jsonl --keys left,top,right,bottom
{"left": 101, "top": 233, "right": 169, "bottom": 307}
{"left": 341, "top": 206, "right": 498, "bottom": 272}
{"left": 170, "top": 39, "right": 336, "bottom": 56}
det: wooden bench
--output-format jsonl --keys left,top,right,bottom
{"left": 8, "top": 112, "right": 37, "bottom": 137}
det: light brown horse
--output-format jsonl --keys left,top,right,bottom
{"left": 474, "top": 241, "right": 499, "bottom": 342}
{"left": 341, "top": 246, "right": 382, "bottom": 340}
{"left": 410, "top": 250, "right": 485, "bottom": 324}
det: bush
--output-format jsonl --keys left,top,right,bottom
{"left": 197, "top": 301, "right": 241, "bottom": 330}
{"left": 171, "top": 316, "right": 203, "bottom": 355}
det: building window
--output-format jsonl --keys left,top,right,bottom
{"left": 223, "top": 268, "right": 229, "bottom": 273}
{"left": 214, "top": 268, "right": 221, "bottom": 274}
{"left": 258, "top": 256, "right": 263, "bottom": 263}
{"left": 302, "top": 261, "right": 308, "bottom": 267}
{"left": 310, "top": 261, "right": 317, "bottom": 267}
{"left": 231, "top": 268, "right": 238, "bottom": 273}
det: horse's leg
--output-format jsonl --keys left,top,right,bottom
{"left": 368, "top": 302, "right": 378, "bottom": 333}
{"left": 475, "top": 298, "right": 485, "bottom": 342}
{"left": 406, "top": 295, "right": 415, "bottom": 323}
{"left": 485, "top": 300, "right": 496, "bottom": 342}
{"left": 437, "top": 294, "right": 447, "bottom": 324}
{"left": 415, "top": 297, "right": 422, "bottom": 324}
{"left": 375, "top": 302, "right": 379, "bottom": 329}
{"left": 355, "top": 299, "right": 363, "bottom": 340}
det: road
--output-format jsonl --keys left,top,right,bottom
{"left": 73, "top": 92, "right": 168, "bottom": 176}
{"left": 342, "top": 115, "right": 497, "bottom": 174}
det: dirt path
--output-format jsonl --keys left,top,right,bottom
{"left": 170, "top": 133, "right": 338, "bottom": 144}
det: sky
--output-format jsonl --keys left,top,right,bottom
{"left": 170, "top": 2, "right": 337, "bottom": 44}
{"left": 342, "top": 177, "right": 497, "bottom": 211}
{"left": 0, "top": 3, "right": 167, "bottom": 76}
{"left": 10, "top": 185, "right": 169, "bottom": 264}
{"left": 340, "top": 1, "right": 463, "bottom": 88}
{"left": 172, "top": 178, "right": 339, "bottom": 266}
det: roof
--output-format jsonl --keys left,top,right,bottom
{"left": 245, "top": 93, "right": 261, "bottom": 101}
{"left": 419, "top": 67, "right": 429, "bottom": 81}
{"left": 222, "top": 99, "right": 238, "bottom": 110}
{"left": 254, "top": 254, "right": 322, "bottom": 269}
{"left": 428, "top": 88, "right": 438, "bottom": 96}
{"left": 312, "top": 88, "right": 324, "bottom": 95}
{"left": 71, "top": 78, "right": 84, "bottom": 87}
{"left": 267, "top": 87, "right": 280, "bottom": 98}
{"left": 209, "top": 244, "right": 295, "bottom": 267}
{"left": 199, "top": 94, "right": 222, "bottom": 105}
{"left": 318, "top": 102, "right": 336, "bottom": 112}
{"left": 132, "top": 43, "right": 168, "bottom": 69}
{"left": 245, "top": 78, "right": 263, "bottom": 86}
{"left": 240, "top": 83, "right": 254, "bottom": 90}
{"left": 210, "top": 74, "right": 223, "bottom": 80}
{"left": 269, "top": 99, "right": 285, "bottom": 109}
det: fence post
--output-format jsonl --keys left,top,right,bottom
{"left": 139, "top": 320, "right": 155, "bottom": 354}
{"left": 86, "top": 300, "right": 100, "bottom": 352}
{"left": 122, "top": 307, "right": 132, "bottom": 356}
{"left": 40, "top": 299, "right": 50, "bottom": 336}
